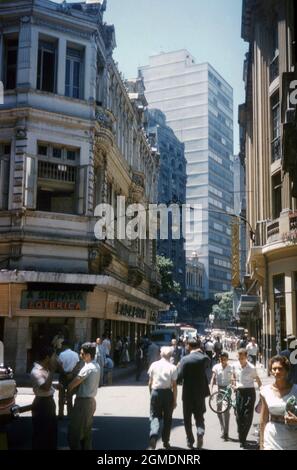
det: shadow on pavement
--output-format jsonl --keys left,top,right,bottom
{"left": 6, "top": 414, "right": 184, "bottom": 451}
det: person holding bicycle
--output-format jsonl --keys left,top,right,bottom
{"left": 232, "top": 349, "right": 262, "bottom": 448}
{"left": 210, "top": 352, "right": 233, "bottom": 441}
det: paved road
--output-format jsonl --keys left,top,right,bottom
{"left": 5, "top": 359, "right": 269, "bottom": 450}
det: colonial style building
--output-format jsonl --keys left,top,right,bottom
{"left": 240, "top": 0, "right": 297, "bottom": 363}
{"left": 0, "top": 0, "right": 163, "bottom": 372}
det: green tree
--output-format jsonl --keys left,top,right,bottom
{"left": 156, "top": 255, "right": 181, "bottom": 296}
{"left": 211, "top": 291, "right": 233, "bottom": 321}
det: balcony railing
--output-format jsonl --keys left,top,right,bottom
{"left": 267, "top": 220, "right": 280, "bottom": 239}
{"left": 38, "top": 161, "right": 76, "bottom": 183}
{"left": 271, "top": 136, "right": 281, "bottom": 162}
{"left": 289, "top": 212, "right": 297, "bottom": 231}
{"left": 270, "top": 55, "right": 279, "bottom": 84}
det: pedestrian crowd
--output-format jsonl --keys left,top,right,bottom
{"left": 28, "top": 329, "right": 297, "bottom": 451}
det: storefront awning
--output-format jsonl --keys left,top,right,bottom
{"left": 237, "top": 295, "right": 260, "bottom": 313}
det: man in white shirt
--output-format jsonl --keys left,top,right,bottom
{"left": 232, "top": 349, "right": 262, "bottom": 448}
{"left": 148, "top": 346, "right": 178, "bottom": 450}
{"left": 210, "top": 352, "right": 232, "bottom": 440}
{"left": 58, "top": 340, "right": 80, "bottom": 418}
{"left": 246, "top": 337, "right": 258, "bottom": 366}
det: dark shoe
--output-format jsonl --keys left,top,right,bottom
{"left": 240, "top": 441, "right": 246, "bottom": 448}
{"left": 187, "top": 440, "right": 194, "bottom": 449}
{"left": 163, "top": 442, "right": 171, "bottom": 449}
{"left": 197, "top": 434, "right": 204, "bottom": 449}
{"left": 223, "top": 434, "right": 229, "bottom": 441}
{"left": 149, "top": 436, "right": 157, "bottom": 450}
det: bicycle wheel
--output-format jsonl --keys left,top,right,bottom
{"left": 209, "top": 391, "right": 231, "bottom": 414}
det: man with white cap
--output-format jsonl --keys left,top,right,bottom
{"left": 148, "top": 346, "right": 177, "bottom": 450}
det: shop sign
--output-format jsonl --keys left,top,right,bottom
{"left": 21, "top": 291, "right": 87, "bottom": 311}
{"left": 115, "top": 302, "right": 147, "bottom": 320}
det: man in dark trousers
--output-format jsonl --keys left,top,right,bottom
{"left": 177, "top": 339, "right": 210, "bottom": 449}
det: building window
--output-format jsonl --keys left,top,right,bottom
{"left": 65, "top": 47, "right": 84, "bottom": 99}
{"left": 36, "top": 143, "right": 79, "bottom": 214}
{"left": 37, "top": 39, "right": 57, "bottom": 93}
{"left": 270, "top": 25, "right": 279, "bottom": 83}
{"left": 4, "top": 38, "right": 18, "bottom": 90}
{"left": 0, "top": 143, "right": 11, "bottom": 210}
{"left": 272, "top": 172, "right": 282, "bottom": 219}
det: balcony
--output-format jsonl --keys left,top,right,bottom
{"left": 95, "top": 105, "right": 115, "bottom": 133}
{"left": 289, "top": 212, "right": 297, "bottom": 230}
{"left": 128, "top": 252, "right": 144, "bottom": 287}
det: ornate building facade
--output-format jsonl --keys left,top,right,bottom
{"left": 0, "top": 0, "right": 163, "bottom": 372}
{"left": 240, "top": 0, "right": 297, "bottom": 363}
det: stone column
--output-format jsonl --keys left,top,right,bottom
{"left": 15, "top": 317, "right": 29, "bottom": 374}
{"left": 285, "top": 272, "right": 296, "bottom": 335}
{"left": 17, "top": 16, "right": 33, "bottom": 89}
{"left": 74, "top": 318, "right": 89, "bottom": 343}
{"left": 57, "top": 37, "right": 66, "bottom": 96}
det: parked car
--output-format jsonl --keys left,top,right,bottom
{"left": 0, "top": 364, "right": 17, "bottom": 426}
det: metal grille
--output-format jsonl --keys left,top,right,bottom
{"left": 38, "top": 161, "right": 76, "bottom": 183}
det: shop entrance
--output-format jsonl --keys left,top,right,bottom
{"left": 28, "top": 317, "right": 74, "bottom": 370}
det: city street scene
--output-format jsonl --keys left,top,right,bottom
{"left": 1, "top": 0, "right": 297, "bottom": 455}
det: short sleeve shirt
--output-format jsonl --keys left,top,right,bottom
{"left": 31, "top": 362, "right": 55, "bottom": 397}
{"left": 233, "top": 361, "right": 258, "bottom": 388}
{"left": 148, "top": 358, "right": 178, "bottom": 390}
{"left": 212, "top": 363, "right": 233, "bottom": 387}
{"left": 77, "top": 360, "right": 100, "bottom": 398}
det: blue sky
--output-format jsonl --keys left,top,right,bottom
{"left": 54, "top": 0, "right": 248, "bottom": 152}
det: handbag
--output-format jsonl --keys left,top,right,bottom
{"left": 255, "top": 398, "right": 262, "bottom": 414}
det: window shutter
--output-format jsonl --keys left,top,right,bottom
{"left": 24, "top": 155, "right": 37, "bottom": 209}
{"left": 77, "top": 165, "right": 88, "bottom": 215}
{"left": 0, "top": 157, "right": 10, "bottom": 210}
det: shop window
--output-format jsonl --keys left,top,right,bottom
{"left": 37, "top": 39, "right": 57, "bottom": 93}
{"left": 4, "top": 38, "right": 18, "bottom": 90}
{"left": 272, "top": 172, "right": 282, "bottom": 219}
{"left": 273, "top": 274, "right": 286, "bottom": 353}
{"left": 0, "top": 143, "right": 11, "bottom": 210}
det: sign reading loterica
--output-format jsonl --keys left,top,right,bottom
{"left": 21, "top": 290, "right": 87, "bottom": 311}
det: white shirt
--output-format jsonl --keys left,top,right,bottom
{"left": 233, "top": 361, "right": 258, "bottom": 389}
{"left": 59, "top": 348, "right": 79, "bottom": 373}
{"left": 205, "top": 341, "right": 214, "bottom": 352}
{"left": 212, "top": 363, "right": 233, "bottom": 387}
{"left": 31, "top": 362, "right": 55, "bottom": 397}
{"left": 246, "top": 342, "right": 258, "bottom": 356}
{"left": 148, "top": 358, "right": 178, "bottom": 390}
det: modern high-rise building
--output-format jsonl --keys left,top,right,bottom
{"left": 147, "top": 108, "right": 187, "bottom": 306}
{"left": 140, "top": 50, "right": 234, "bottom": 299}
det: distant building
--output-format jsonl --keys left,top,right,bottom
{"left": 147, "top": 109, "right": 187, "bottom": 297}
{"left": 140, "top": 50, "right": 234, "bottom": 299}
{"left": 186, "top": 255, "right": 205, "bottom": 302}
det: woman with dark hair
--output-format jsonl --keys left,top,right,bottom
{"left": 259, "top": 355, "right": 297, "bottom": 450}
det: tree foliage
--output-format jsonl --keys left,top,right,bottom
{"left": 156, "top": 255, "right": 181, "bottom": 295}
{"left": 211, "top": 291, "right": 233, "bottom": 321}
